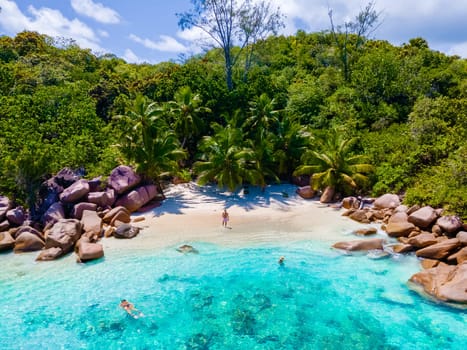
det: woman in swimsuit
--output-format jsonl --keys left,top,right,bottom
{"left": 222, "top": 209, "right": 229, "bottom": 227}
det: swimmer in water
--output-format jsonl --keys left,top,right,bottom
{"left": 120, "top": 299, "right": 144, "bottom": 318}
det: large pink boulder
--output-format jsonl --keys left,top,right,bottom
{"left": 373, "top": 194, "right": 400, "bottom": 209}
{"left": 72, "top": 202, "right": 97, "bottom": 220}
{"left": 415, "top": 238, "right": 462, "bottom": 260}
{"left": 332, "top": 238, "right": 385, "bottom": 251}
{"left": 102, "top": 206, "right": 131, "bottom": 224}
{"left": 108, "top": 165, "right": 141, "bottom": 195}
{"left": 87, "top": 190, "right": 115, "bottom": 208}
{"left": 392, "top": 244, "right": 413, "bottom": 254}
{"left": 436, "top": 215, "right": 463, "bottom": 235}
{"left": 342, "top": 197, "right": 359, "bottom": 210}
{"left": 106, "top": 189, "right": 116, "bottom": 206}
{"left": 407, "top": 233, "right": 438, "bottom": 248}
{"left": 81, "top": 210, "right": 102, "bottom": 238}
{"left": 6, "top": 206, "right": 26, "bottom": 226}
{"left": 45, "top": 219, "right": 82, "bottom": 253}
{"left": 77, "top": 242, "right": 104, "bottom": 261}
{"left": 320, "top": 186, "right": 335, "bottom": 203}
{"left": 457, "top": 231, "right": 467, "bottom": 244}
{"left": 0, "top": 220, "right": 9, "bottom": 232}
{"left": 110, "top": 210, "right": 131, "bottom": 226}
{"left": 14, "top": 232, "right": 45, "bottom": 252}
{"left": 88, "top": 176, "right": 102, "bottom": 192}
{"left": 42, "top": 202, "right": 65, "bottom": 227}
{"left": 59, "top": 179, "right": 90, "bottom": 203}
{"left": 36, "top": 247, "right": 63, "bottom": 261}
{"left": 295, "top": 186, "right": 316, "bottom": 199}
{"left": 115, "top": 184, "right": 158, "bottom": 212}
{"left": 437, "top": 263, "right": 467, "bottom": 304}
{"left": 409, "top": 262, "right": 467, "bottom": 307}
{"left": 0, "top": 196, "right": 11, "bottom": 221}
{"left": 76, "top": 237, "right": 104, "bottom": 262}
{"left": 14, "top": 226, "right": 44, "bottom": 240}
{"left": 353, "top": 227, "right": 377, "bottom": 236}
{"left": 0, "top": 231, "right": 15, "bottom": 251}
{"left": 385, "top": 212, "right": 416, "bottom": 237}
{"left": 448, "top": 247, "right": 467, "bottom": 264}
{"left": 395, "top": 205, "right": 409, "bottom": 213}
{"left": 408, "top": 206, "right": 439, "bottom": 229}
{"left": 53, "top": 167, "right": 79, "bottom": 188}
{"left": 349, "top": 209, "right": 371, "bottom": 224}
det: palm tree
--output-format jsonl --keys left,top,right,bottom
{"left": 240, "top": 94, "right": 283, "bottom": 184}
{"left": 294, "top": 130, "right": 373, "bottom": 202}
{"left": 12, "top": 142, "right": 54, "bottom": 219}
{"left": 167, "top": 86, "right": 211, "bottom": 149}
{"left": 114, "top": 95, "right": 186, "bottom": 184}
{"left": 251, "top": 136, "right": 280, "bottom": 185}
{"left": 113, "top": 94, "right": 167, "bottom": 162}
{"left": 194, "top": 121, "right": 263, "bottom": 191}
{"left": 244, "top": 93, "right": 280, "bottom": 142}
{"left": 133, "top": 128, "right": 187, "bottom": 182}
{"left": 273, "top": 115, "right": 310, "bottom": 179}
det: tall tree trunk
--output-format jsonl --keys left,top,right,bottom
{"left": 225, "top": 49, "right": 233, "bottom": 90}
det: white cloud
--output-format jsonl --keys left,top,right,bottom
{"left": 0, "top": 0, "right": 104, "bottom": 52}
{"left": 265, "top": 0, "right": 467, "bottom": 57}
{"left": 98, "top": 29, "right": 109, "bottom": 38}
{"left": 176, "top": 27, "right": 212, "bottom": 54}
{"left": 0, "top": 0, "right": 31, "bottom": 32}
{"left": 129, "top": 33, "right": 188, "bottom": 53}
{"left": 447, "top": 42, "right": 467, "bottom": 59}
{"left": 176, "top": 26, "right": 207, "bottom": 42}
{"left": 122, "top": 48, "right": 143, "bottom": 63}
{"left": 70, "top": 0, "right": 121, "bottom": 24}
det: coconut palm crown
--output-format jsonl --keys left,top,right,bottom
{"left": 294, "top": 130, "right": 373, "bottom": 196}
{"left": 114, "top": 94, "right": 186, "bottom": 184}
{"left": 194, "top": 117, "right": 264, "bottom": 192}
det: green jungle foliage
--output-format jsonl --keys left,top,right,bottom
{"left": 1, "top": 30, "right": 467, "bottom": 217}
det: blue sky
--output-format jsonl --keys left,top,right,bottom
{"left": 0, "top": 0, "right": 466, "bottom": 64}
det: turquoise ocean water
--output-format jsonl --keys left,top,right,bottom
{"left": 1, "top": 240, "right": 466, "bottom": 350}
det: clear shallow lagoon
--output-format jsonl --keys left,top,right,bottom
{"left": 1, "top": 241, "right": 466, "bottom": 350}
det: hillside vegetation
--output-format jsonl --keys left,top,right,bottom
{"left": 1, "top": 31, "right": 466, "bottom": 217}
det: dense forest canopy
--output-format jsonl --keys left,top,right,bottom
{"left": 0, "top": 28, "right": 466, "bottom": 217}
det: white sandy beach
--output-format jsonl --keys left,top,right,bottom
{"left": 101, "top": 183, "right": 371, "bottom": 251}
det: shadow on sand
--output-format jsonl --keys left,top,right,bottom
{"left": 150, "top": 183, "right": 304, "bottom": 217}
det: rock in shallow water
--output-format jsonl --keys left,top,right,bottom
{"left": 367, "top": 249, "right": 390, "bottom": 260}
{"left": 77, "top": 242, "right": 104, "bottom": 262}
{"left": 332, "top": 238, "right": 385, "bottom": 251}
{"left": 408, "top": 261, "right": 467, "bottom": 309}
{"left": 36, "top": 247, "right": 63, "bottom": 261}
{"left": 176, "top": 244, "right": 199, "bottom": 254}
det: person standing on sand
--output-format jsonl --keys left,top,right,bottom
{"left": 222, "top": 209, "right": 229, "bottom": 227}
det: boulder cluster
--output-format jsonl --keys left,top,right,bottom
{"left": 335, "top": 193, "right": 467, "bottom": 308}
{"left": 0, "top": 165, "right": 163, "bottom": 263}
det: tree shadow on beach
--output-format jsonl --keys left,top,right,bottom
{"left": 149, "top": 182, "right": 302, "bottom": 216}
